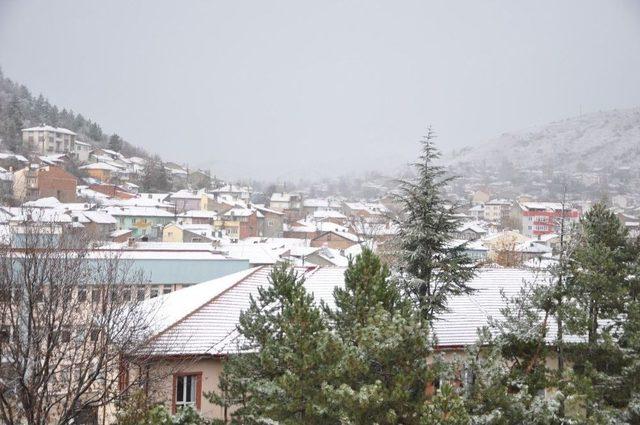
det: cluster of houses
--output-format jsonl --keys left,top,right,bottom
{"left": 0, "top": 125, "right": 206, "bottom": 205}
{"left": 3, "top": 125, "right": 639, "bottom": 423}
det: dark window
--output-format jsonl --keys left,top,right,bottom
{"left": 122, "top": 287, "right": 131, "bottom": 302}
{"left": 77, "top": 288, "right": 87, "bottom": 303}
{"left": 0, "top": 325, "right": 10, "bottom": 343}
{"left": 91, "top": 289, "right": 101, "bottom": 303}
{"left": 137, "top": 288, "right": 146, "bottom": 301}
{"left": 0, "top": 288, "right": 11, "bottom": 303}
{"left": 90, "top": 329, "right": 100, "bottom": 342}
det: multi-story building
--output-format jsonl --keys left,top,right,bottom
{"left": 214, "top": 208, "right": 262, "bottom": 240}
{"left": 13, "top": 164, "right": 77, "bottom": 202}
{"left": 515, "top": 202, "right": 580, "bottom": 237}
{"left": 74, "top": 140, "right": 92, "bottom": 162}
{"left": 483, "top": 199, "right": 512, "bottom": 223}
{"left": 254, "top": 205, "right": 284, "bottom": 238}
{"left": 22, "top": 125, "right": 77, "bottom": 156}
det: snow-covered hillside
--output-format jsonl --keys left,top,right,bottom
{"left": 447, "top": 108, "right": 640, "bottom": 171}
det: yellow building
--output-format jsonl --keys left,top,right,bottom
{"left": 80, "top": 162, "right": 121, "bottom": 182}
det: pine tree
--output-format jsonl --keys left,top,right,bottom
{"left": 208, "top": 264, "right": 341, "bottom": 424}
{"left": 395, "top": 128, "right": 476, "bottom": 322}
{"left": 568, "top": 202, "right": 631, "bottom": 346}
{"left": 141, "top": 156, "right": 172, "bottom": 192}
{"left": 109, "top": 133, "right": 124, "bottom": 152}
{"left": 324, "top": 248, "right": 467, "bottom": 424}
{"left": 0, "top": 95, "right": 24, "bottom": 152}
{"left": 563, "top": 202, "right": 639, "bottom": 419}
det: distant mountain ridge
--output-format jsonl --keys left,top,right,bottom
{"left": 447, "top": 107, "right": 640, "bottom": 172}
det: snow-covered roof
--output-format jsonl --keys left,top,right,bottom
{"left": 313, "top": 210, "right": 346, "bottom": 220}
{"left": 101, "top": 206, "right": 174, "bottom": 217}
{"left": 313, "top": 230, "right": 360, "bottom": 242}
{"left": 23, "top": 197, "right": 61, "bottom": 208}
{"left": 254, "top": 205, "right": 285, "bottom": 216}
{"left": 144, "top": 267, "right": 564, "bottom": 356}
{"left": 219, "top": 243, "right": 287, "bottom": 265}
{"left": 81, "top": 210, "right": 117, "bottom": 224}
{"left": 519, "top": 202, "right": 569, "bottom": 211}
{"left": 224, "top": 208, "right": 260, "bottom": 218}
{"left": 270, "top": 192, "right": 292, "bottom": 203}
{"left": 240, "top": 237, "right": 309, "bottom": 249}
{"left": 170, "top": 190, "right": 200, "bottom": 200}
{"left": 80, "top": 162, "right": 121, "bottom": 172}
{"left": 457, "top": 222, "right": 488, "bottom": 234}
{"left": 178, "top": 210, "right": 217, "bottom": 219}
{"left": 0, "top": 153, "right": 28, "bottom": 162}
{"left": 485, "top": 198, "right": 512, "bottom": 206}
{"left": 9, "top": 209, "right": 73, "bottom": 223}
{"left": 22, "top": 125, "right": 76, "bottom": 136}
{"left": 303, "top": 198, "right": 329, "bottom": 208}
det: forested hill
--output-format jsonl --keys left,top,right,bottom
{"left": 0, "top": 68, "right": 147, "bottom": 158}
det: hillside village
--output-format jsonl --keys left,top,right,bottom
{"left": 1, "top": 120, "right": 638, "bottom": 273}
{"left": 1, "top": 104, "right": 640, "bottom": 424}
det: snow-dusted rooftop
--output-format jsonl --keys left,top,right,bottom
{"left": 143, "top": 267, "right": 562, "bottom": 356}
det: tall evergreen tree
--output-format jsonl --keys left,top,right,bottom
{"left": 395, "top": 128, "right": 476, "bottom": 322}
{"left": 0, "top": 95, "right": 24, "bottom": 152}
{"left": 564, "top": 202, "right": 639, "bottom": 419}
{"left": 141, "top": 156, "right": 171, "bottom": 192}
{"left": 325, "top": 248, "right": 467, "bottom": 424}
{"left": 209, "top": 264, "right": 341, "bottom": 424}
{"left": 210, "top": 253, "right": 471, "bottom": 424}
{"left": 567, "top": 203, "right": 631, "bottom": 346}
{"left": 109, "top": 133, "right": 124, "bottom": 152}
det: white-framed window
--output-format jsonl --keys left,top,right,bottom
{"left": 175, "top": 374, "right": 197, "bottom": 409}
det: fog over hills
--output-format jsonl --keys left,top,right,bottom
{"left": 447, "top": 107, "right": 640, "bottom": 173}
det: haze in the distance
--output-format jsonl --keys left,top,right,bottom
{"left": 1, "top": 0, "right": 639, "bottom": 180}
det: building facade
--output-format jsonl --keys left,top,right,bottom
{"left": 22, "top": 125, "right": 77, "bottom": 156}
{"left": 13, "top": 165, "right": 77, "bottom": 202}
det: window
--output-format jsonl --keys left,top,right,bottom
{"left": 92, "top": 288, "right": 101, "bottom": 303}
{"left": 174, "top": 373, "right": 201, "bottom": 412}
{"left": 77, "top": 288, "right": 87, "bottom": 303}
{"left": 150, "top": 288, "right": 158, "bottom": 298}
{"left": 0, "top": 288, "right": 11, "bottom": 303}
{"left": 0, "top": 325, "right": 10, "bottom": 343}
{"left": 90, "top": 328, "right": 100, "bottom": 342}
{"left": 163, "top": 284, "right": 172, "bottom": 295}
{"left": 137, "top": 287, "right": 146, "bottom": 301}
{"left": 60, "top": 328, "right": 71, "bottom": 343}
{"left": 122, "top": 286, "right": 131, "bottom": 302}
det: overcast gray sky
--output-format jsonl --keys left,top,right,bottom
{"left": 1, "top": 0, "right": 639, "bottom": 180}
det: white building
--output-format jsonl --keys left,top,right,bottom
{"left": 483, "top": 199, "right": 512, "bottom": 222}
{"left": 22, "top": 125, "right": 77, "bottom": 156}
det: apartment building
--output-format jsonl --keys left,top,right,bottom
{"left": 483, "top": 199, "right": 512, "bottom": 222}
{"left": 514, "top": 201, "right": 580, "bottom": 237}
{"left": 13, "top": 164, "right": 77, "bottom": 202}
{"left": 22, "top": 125, "right": 77, "bottom": 156}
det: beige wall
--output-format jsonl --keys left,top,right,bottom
{"left": 135, "top": 349, "right": 566, "bottom": 422}
{"left": 162, "top": 224, "right": 184, "bottom": 243}
{"left": 125, "top": 357, "right": 227, "bottom": 421}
